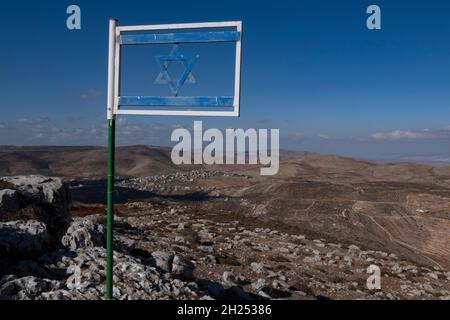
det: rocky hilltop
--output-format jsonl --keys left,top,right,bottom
{"left": 1, "top": 175, "right": 449, "bottom": 300}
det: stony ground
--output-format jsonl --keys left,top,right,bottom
{"left": 103, "top": 200, "right": 450, "bottom": 300}
{"left": 1, "top": 174, "right": 450, "bottom": 300}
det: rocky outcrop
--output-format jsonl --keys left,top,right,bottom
{"left": 0, "top": 176, "right": 70, "bottom": 209}
{"left": 0, "top": 212, "right": 203, "bottom": 300}
{"left": 0, "top": 275, "right": 59, "bottom": 300}
{"left": 0, "top": 176, "right": 71, "bottom": 241}
{"left": 0, "top": 189, "right": 20, "bottom": 213}
{"left": 0, "top": 246, "right": 203, "bottom": 300}
{"left": 0, "top": 220, "right": 50, "bottom": 258}
{"left": 36, "top": 247, "right": 202, "bottom": 300}
{"left": 61, "top": 217, "right": 105, "bottom": 251}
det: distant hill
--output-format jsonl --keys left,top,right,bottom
{"left": 0, "top": 145, "right": 179, "bottom": 180}
{"left": 0, "top": 146, "right": 308, "bottom": 180}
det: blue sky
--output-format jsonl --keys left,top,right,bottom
{"left": 1, "top": 0, "right": 450, "bottom": 163}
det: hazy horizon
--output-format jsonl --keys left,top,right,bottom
{"left": 2, "top": 143, "right": 450, "bottom": 166}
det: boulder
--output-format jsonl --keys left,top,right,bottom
{"left": 0, "top": 189, "right": 20, "bottom": 213}
{"left": 223, "top": 271, "right": 237, "bottom": 285}
{"left": 347, "top": 244, "right": 361, "bottom": 257}
{"left": 197, "top": 279, "right": 225, "bottom": 298}
{"left": 0, "top": 176, "right": 71, "bottom": 241}
{"left": 0, "top": 220, "right": 50, "bottom": 258}
{"left": 250, "top": 262, "right": 270, "bottom": 276}
{"left": 0, "top": 176, "right": 70, "bottom": 208}
{"left": 251, "top": 278, "right": 267, "bottom": 290}
{"left": 225, "top": 286, "right": 254, "bottom": 300}
{"left": 222, "top": 271, "right": 245, "bottom": 286}
{"left": 151, "top": 251, "right": 174, "bottom": 273}
{"left": 0, "top": 275, "right": 59, "bottom": 300}
{"left": 171, "top": 255, "right": 195, "bottom": 280}
{"left": 303, "top": 255, "right": 321, "bottom": 264}
{"left": 197, "top": 245, "right": 214, "bottom": 253}
{"left": 61, "top": 217, "right": 105, "bottom": 251}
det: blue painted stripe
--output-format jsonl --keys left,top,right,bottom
{"left": 120, "top": 31, "right": 241, "bottom": 45}
{"left": 119, "top": 96, "right": 234, "bottom": 107}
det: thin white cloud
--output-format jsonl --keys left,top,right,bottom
{"left": 285, "top": 132, "right": 305, "bottom": 142}
{"left": 17, "top": 116, "right": 50, "bottom": 125}
{"left": 317, "top": 134, "right": 337, "bottom": 140}
{"left": 81, "top": 89, "right": 102, "bottom": 100}
{"left": 371, "top": 128, "right": 450, "bottom": 141}
{"left": 5, "top": 116, "right": 185, "bottom": 146}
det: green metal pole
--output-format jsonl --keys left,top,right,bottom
{"left": 106, "top": 118, "right": 115, "bottom": 300}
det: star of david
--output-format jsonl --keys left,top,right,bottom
{"left": 155, "top": 45, "right": 199, "bottom": 96}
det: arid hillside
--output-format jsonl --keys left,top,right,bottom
{"left": 225, "top": 155, "right": 450, "bottom": 270}
{"left": 0, "top": 146, "right": 305, "bottom": 179}
{"left": 0, "top": 146, "right": 178, "bottom": 179}
{"left": 1, "top": 146, "right": 450, "bottom": 271}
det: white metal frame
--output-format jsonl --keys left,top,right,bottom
{"left": 107, "top": 20, "right": 242, "bottom": 119}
